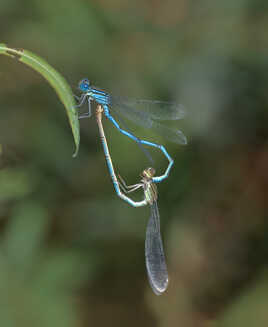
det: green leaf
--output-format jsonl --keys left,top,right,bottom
{"left": 0, "top": 43, "right": 80, "bottom": 157}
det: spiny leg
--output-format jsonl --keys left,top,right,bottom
{"left": 75, "top": 93, "right": 92, "bottom": 119}
{"left": 118, "top": 180, "right": 143, "bottom": 194}
{"left": 118, "top": 174, "right": 143, "bottom": 190}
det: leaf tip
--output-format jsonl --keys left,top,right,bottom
{"left": 72, "top": 145, "right": 79, "bottom": 158}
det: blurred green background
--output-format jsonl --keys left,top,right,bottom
{"left": 1, "top": 0, "right": 268, "bottom": 326}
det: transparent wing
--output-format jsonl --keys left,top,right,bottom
{"left": 111, "top": 101, "right": 187, "bottom": 145}
{"left": 111, "top": 99, "right": 153, "bottom": 129}
{"left": 110, "top": 110, "right": 154, "bottom": 164}
{"left": 151, "top": 121, "right": 187, "bottom": 145}
{"left": 145, "top": 201, "right": 168, "bottom": 295}
{"left": 111, "top": 96, "right": 185, "bottom": 120}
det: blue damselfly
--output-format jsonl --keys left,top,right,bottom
{"left": 78, "top": 78, "right": 187, "bottom": 183}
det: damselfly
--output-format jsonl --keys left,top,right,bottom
{"left": 95, "top": 105, "right": 168, "bottom": 294}
{"left": 78, "top": 78, "right": 187, "bottom": 183}
{"left": 118, "top": 168, "right": 169, "bottom": 295}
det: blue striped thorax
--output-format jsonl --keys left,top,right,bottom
{"left": 79, "top": 78, "right": 110, "bottom": 106}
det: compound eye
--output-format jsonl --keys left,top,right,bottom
{"left": 78, "top": 78, "right": 90, "bottom": 92}
{"left": 142, "top": 167, "right": 156, "bottom": 178}
{"left": 149, "top": 167, "right": 156, "bottom": 176}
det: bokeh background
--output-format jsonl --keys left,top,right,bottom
{"left": 1, "top": 0, "right": 268, "bottom": 326}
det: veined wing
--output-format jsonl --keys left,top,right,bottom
{"left": 111, "top": 98, "right": 154, "bottom": 129}
{"left": 151, "top": 121, "right": 187, "bottom": 145}
{"left": 145, "top": 201, "right": 168, "bottom": 295}
{"left": 110, "top": 96, "right": 186, "bottom": 121}
{"left": 111, "top": 100, "right": 187, "bottom": 145}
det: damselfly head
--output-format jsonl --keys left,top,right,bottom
{"left": 78, "top": 78, "right": 90, "bottom": 92}
{"left": 142, "top": 167, "right": 156, "bottom": 179}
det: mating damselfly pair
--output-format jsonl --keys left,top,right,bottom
{"left": 76, "top": 79, "right": 187, "bottom": 294}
